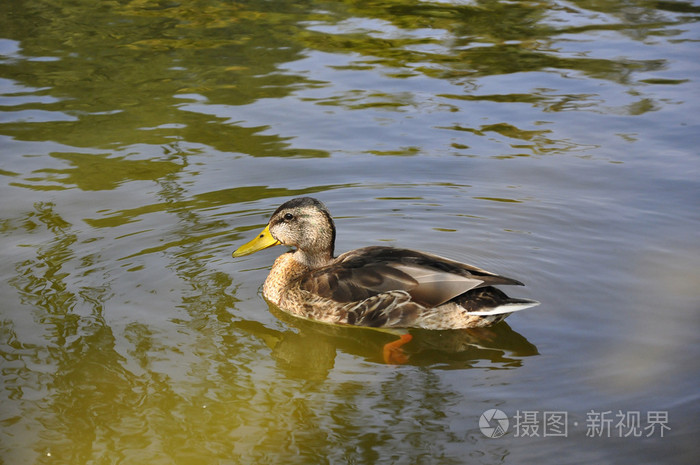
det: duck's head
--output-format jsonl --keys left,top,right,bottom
{"left": 232, "top": 197, "right": 336, "bottom": 267}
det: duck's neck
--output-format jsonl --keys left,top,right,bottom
{"left": 262, "top": 249, "right": 332, "bottom": 306}
{"left": 292, "top": 248, "right": 333, "bottom": 270}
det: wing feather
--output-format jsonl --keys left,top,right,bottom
{"left": 299, "top": 246, "right": 521, "bottom": 308}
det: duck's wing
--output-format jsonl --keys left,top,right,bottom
{"left": 300, "top": 246, "right": 522, "bottom": 308}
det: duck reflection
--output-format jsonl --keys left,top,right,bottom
{"left": 235, "top": 302, "right": 538, "bottom": 380}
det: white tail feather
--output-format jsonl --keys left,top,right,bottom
{"left": 466, "top": 300, "right": 540, "bottom": 316}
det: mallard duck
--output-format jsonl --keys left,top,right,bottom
{"left": 233, "top": 197, "right": 538, "bottom": 362}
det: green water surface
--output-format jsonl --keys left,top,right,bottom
{"left": 1, "top": 1, "right": 699, "bottom": 464}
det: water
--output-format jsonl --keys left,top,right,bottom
{"left": 1, "top": 0, "right": 699, "bottom": 463}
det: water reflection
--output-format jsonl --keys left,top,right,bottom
{"left": 235, "top": 303, "right": 538, "bottom": 380}
{"left": 1, "top": 0, "right": 692, "bottom": 163}
{"left": 5, "top": 202, "right": 126, "bottom": 461}
{"left": 10, "top": 152, "right": 183, "bottom": 191}
{"left": 0, "top": 0, "right": 318, "bottom": 155}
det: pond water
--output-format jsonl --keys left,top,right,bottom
{"left": 1, "top": 0, "right": 698, "bottom": 464}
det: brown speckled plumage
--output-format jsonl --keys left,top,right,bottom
{"left": 234, "top": 197, "right": 539, "bottom": 330}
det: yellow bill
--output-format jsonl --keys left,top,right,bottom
{"left": 232, "top": 225, "right": 280, "bottom": 257}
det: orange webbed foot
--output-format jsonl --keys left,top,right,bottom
{"left": 382, "top": 334, "right": 413, "bottom": 364}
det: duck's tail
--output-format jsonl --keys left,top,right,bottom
{"left": 453, "top": 286, "right": 540, "bottom": 316}
{"left": 465, "top": 297, "right": 540, "bottom": 316}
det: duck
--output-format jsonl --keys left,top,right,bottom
{"left": 233, "top": 197, "right": 539, "bottom": 363}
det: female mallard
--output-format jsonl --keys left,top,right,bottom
{"left": 233, "top": 197, "right": 538, "bottom": 361}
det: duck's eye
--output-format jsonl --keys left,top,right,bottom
{"left": 283, "top": 213, "right": 294, "bottom": 221}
